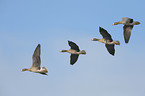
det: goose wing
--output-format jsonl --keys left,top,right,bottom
{"left": 123, "top": 25, "right": 134, "bottom": 43}
{"left": 105, "top": 44, "right": 115, "bottom": 56}
{"left": 70, "top": 54, "right": 79, "bottom": 65}
{"left": 68, "top": 41, "right": 80, "bottom": 52}
{"left": 99, "top": 27, "right": 113, "bottom": 42}
{"left": 31, "top": 44, "right": 41, "bottom": 70}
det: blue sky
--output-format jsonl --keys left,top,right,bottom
{"left": 0, "top": 0, "right": 145, "bottom": 96}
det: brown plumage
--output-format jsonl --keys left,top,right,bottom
{"left": 113, "top": 17, "right": 140, "bottom": 43}
{"left": 21, "top": 44, "right": 48, "bottom": 75}
{"left": 92, "top": 27, "right": 120, "bottom": 56}
{"left": 60, "top": 41, "right": 86, "bottom": 65}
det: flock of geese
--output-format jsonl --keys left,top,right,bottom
{"left": 21, "top": 17, "right": 140, "bottom": 75}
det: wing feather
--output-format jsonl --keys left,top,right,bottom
{"left": 68, "top": 41, "right": 80, "bottom": 52}
{"left": 99, "top": 27, "right": 113, "bottom": 42}
{"left": 70, "top": 54, "right": 79, "bottom": 65}
{"left": 105, "top": 44, "right": 115, "bottom": 56}
{"left": 123, "top": 25, "right": 133, "bottom": 43}
{"left": 31, "top": 44, "right": 41, "bottom": 70}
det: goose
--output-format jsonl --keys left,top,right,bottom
{"left": 60, "top": 41, "right": 86, "bottom": 65}
{"left": 21, "top": 44, "right": 48, "bottom": 75}
{"left": 92, "top": 27, "right": 120, "bottom": 56}
{"left": 112, "top": 17, "right": 140, "bottom": 43}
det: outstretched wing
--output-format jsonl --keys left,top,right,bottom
{"left": 105, "top": 44, "right": 115, "bottom": 56}
{"left": 123, "top": 25, "right": 133, "bottom": 43}
{"left": 68, "top": 41, "right": 80, "bottom": 52}
{"left": 70, "top": 54, "right": 79, "bottom": 65}
{"left": 99, "top": 27, "right": 113, "bottom": 42}
{"left": 31, "top": 44, "right": 41, "bottom": 70}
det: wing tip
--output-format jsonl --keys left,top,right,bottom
{"left": 70, "top": 63, "right": 75, "bottom": 65}
{"left": 37, "top": 44, "right": 41, "bottom": 47}
{"left": 99, "top": 26, "right": 106, "bottom": 32}
{"left": 99, "top": 26, "right": 102, "bottom": 31}
{"left": 124, "top": 37, "right": 129, "bottom": 43}
{"left": 125, "top": 40, "right": 129, "bottom": 43}
{"left": 70, "top": 60, "right": 77, "bottom": 65}
{"left": 110, "top": 53, "right": 115, "bottom": 56}
{"left": 108, "top": 50, "right": 115, "bottom": 56}
{"left": 68, "top": 40, "right": 72, "bottom": 44}
{"left": 70, "top": 60, "right": 76, "bottom": 65}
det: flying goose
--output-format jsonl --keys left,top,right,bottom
{"left": 60, "top": 41, "right": 86, "bottom": 65}
{"left": 21, "top": 44, "right": 48, "bottom": 75}
{"left": 92, "top": 27, "right": 120, "bottom": 56}
{"left": 112, "top": 17, "right": 140, "bottom": 43}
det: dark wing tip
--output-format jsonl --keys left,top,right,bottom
{"left": 99, "top": 26, "right": 102, "bottom": 32}
{"left": 125, "top": 40, "right": 129, "bottom": 43}
{"left": 34, "top": 44, "right": 41, "bottom": 53}
{"left": 99, "top": 27, "right": 107, "bottom": 32}
{"left": 37, "top": 44, "right": 41, "bottom": 47}
{"left": 70, "top": 60, "right": 75, "bottom": 65}
{"left": 68, "top": 40, "right": 72, "bottom": 45}
{"left": 105, "top": 44, "right": 115, "bottom": 56}
{"left": 70, "top": 62, "right": 75, "bottom": 65}
{"left": 70, "top": 58, "right": 77, "bottom": 65}
{"left": 36, "top": 44, "right": 41, "bottom": 52}
{"left": 107, "top": 48, "right": 115, "bottom": 56}
{"left": 110, "top": 52, "right": 115, "bottom": 56}
{"left": 99, "top": 26, "right": 106, "bottom": 32}
{"left": 99, "top": 26, "right": 107, "bottom": 33}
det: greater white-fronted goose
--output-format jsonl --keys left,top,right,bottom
{"left": 92, "top": 27, "right": 120, "bottom": 56}
{"left": 60, "top": 41, "right": 86, "bottom": 65}
{"left": 21, "top": 44, "right": 48, "bottom": 75}
{"left": 112, "top": 17, "right": 140, "bottom": 43}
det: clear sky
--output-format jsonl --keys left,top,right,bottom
{"left": 0, "top": 0, "right": 145, "bottom": 96}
